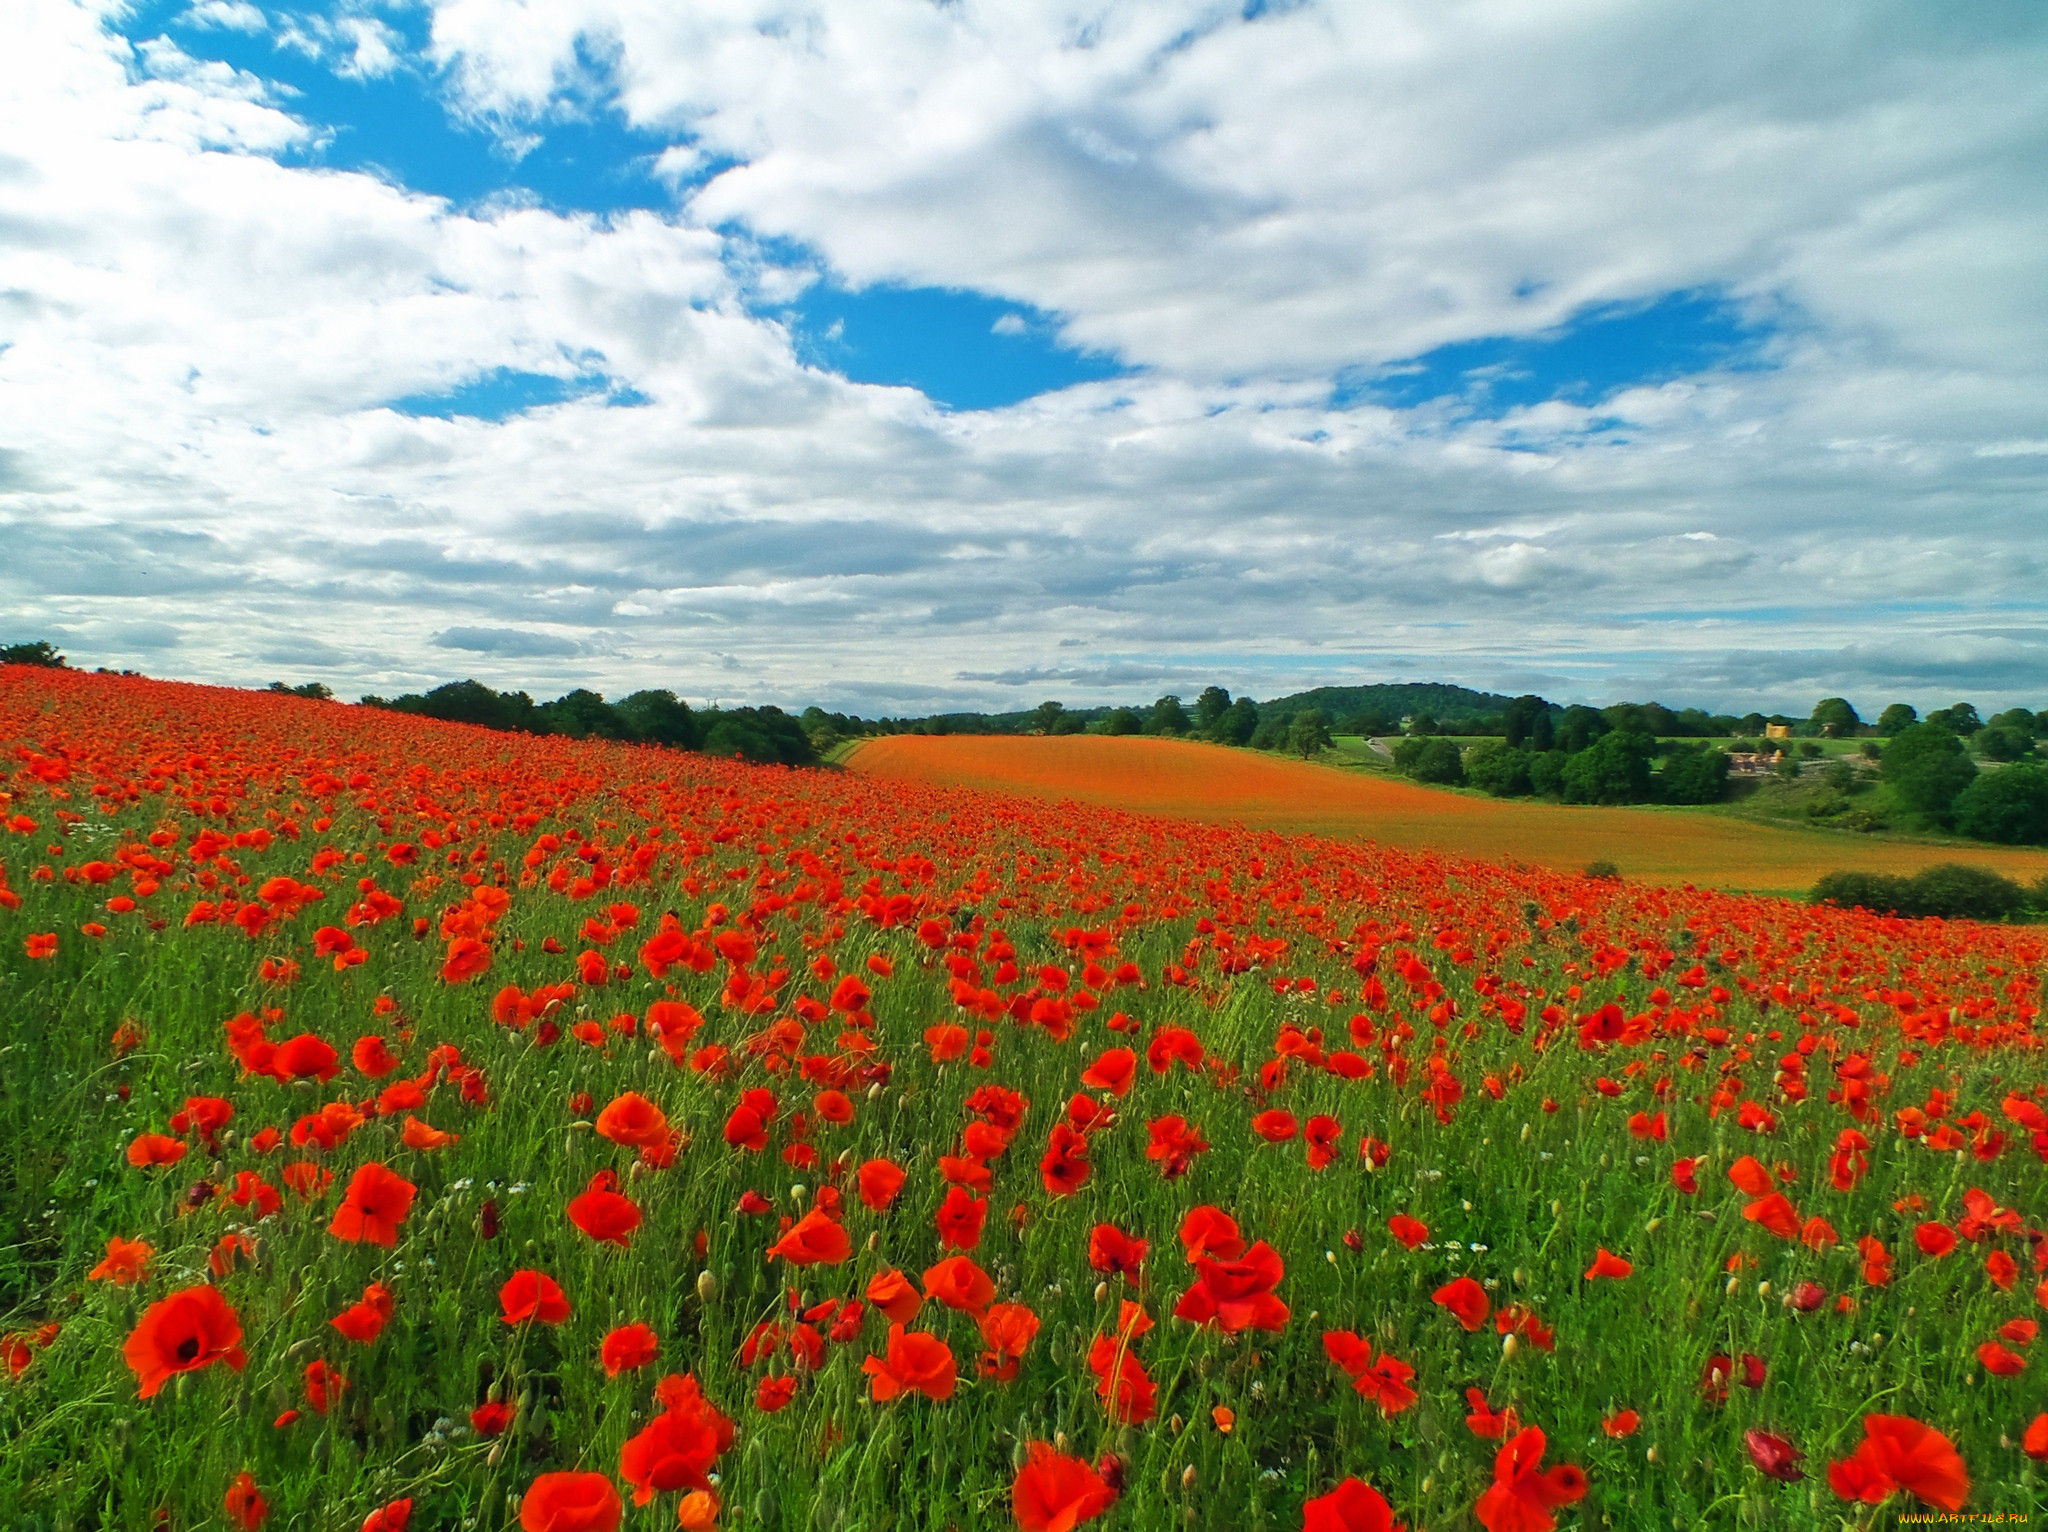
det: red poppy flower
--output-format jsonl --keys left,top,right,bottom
{"left": 1603, "top": 1410, "right": 1639, "bottom": 1439}
{"left": 224, "top": 1471, "right": 268, "bottom": 1531}
{"left": 1978, "top": 1340, "right": 2026, "bottom": 1376}
{"left": 1012, "top": 1441, "right": 1117, "bottom": 1532}
{"left": 601, "top": 1322, "right": 659, "bottom": 1377}
{"left": 1914, "top": 1222, "right": 1957, "bottom": 1259}
{"left": 518, "top": 1470, "right": 623, "bottom": 1531}
{"left": 1386, "top": 1213, "right": 1429, "bottom": 1250}
{"left": 1041, "top": 1124, "right": 1091, "bottom": 1196}
{"left": 500, "top": 1270, "right": 571, "bottom": 1326}
{"left": 1584, "top": 1248, "right": 1632, "bottom": 1282}
{"left": 767, "top": 1208, "right": 851, "bottom": 1266}
{"left": 867, "top": 1267, "right": 923, "bottom": 1324}
{"left": 1302, "top": 1477, "right": 1406, "bottom": 1532}
{"left": 1826, "top": 1415, "right": 1969, "bottom": 1512}
{"left": 1251, "top": 1109, "right": 1298, "bottom": 1143}
{"left": 124, "top": 1284, "right": 247, "bottom": 1397}
{"left": 89, "top": 1235, "right": 153, "bottom": 1286}
{"left": 1670, "top": 1157, "right": 1701, "bottom": 1195}
{"left": 1087, "top": 1330, "right": 1157, "bottom": 1424}
{"left": 127, "top": 1133, "right": 188, "bottom": 1169}
{"left": 329, "top": 1162, "right": 416, "bottom": 1248}
{"left": 1304, "top": 1115, "right": 1343, "bottom": 1170}
{"left": 1175, "top": 1242, "right": 1289, "bottom": 1334}
{"left": 567, "top": 1170, "right": 643, "bottom": 1247}
{"left": 471, "top": 1401, "right": 515, "bottom": 1437}
{"left": 332, "top": 1282, "right": 394, "bottom": 1345}
{"left": 594, "top": 1091, "right": 670, "bottom": 1148}
{"left": 2024, "top": 1414, "right": 2048, "bottom": 1462}
{"left": 936, "top": 1186, "right": 988, "bottom": 1250}
{"left": 1088, "top": 1223, "right": 1147, "bottom": 1277}
{"left": 979, "top": 1302, "right": 1041, "bottom": 1381}
{"left": 1742, "top": 1193, "right": 1801, "bottom": 1241}
{"left": 618, "top": 1374, "right": 733, "bottom": 1504}
{"left": 864, "top": 1325, "right": 956, "bottom": 1401}
{"left": 1179, "top": 1206, "right": 1245, "bottom": 1261}
{"left": 1144, "top": 1114, "right": 1208, "bottom": 1178}
{"left": 1433, "top": 1276, "right": 1490, "bottom": 1332}
{"left": 1322, "top": 1331, "right": 1418, "bottom": 1416}
{"left": 1474, "top": 1426, "right": 1587, "bottom": 1532}
{"left": 361, "top": 1499, "right": 412, "bottom": 1532}
{"left": 858, "top": 1157, "right": 906, "bottom": 1211}
{"left": 1080, "top": 1047, "right": 1137, "bottom": 1097}
{"left": 924, "top": 1255, "right": 996, "bottom": 1316}
{"left": 756, "top": 1374, "right": 798, "bottom": 1412}
{"left": 304, "top": 1358, "right": 346, "bottom": 1414}
{"left": 1744, "top": 1428, "right": 1805, "bottom": 1481}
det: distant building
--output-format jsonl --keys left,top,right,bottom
{"left": 1763, "top": 723, "right": 1792, "bottom": 740}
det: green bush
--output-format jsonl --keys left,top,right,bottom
{"left": 1462, "top": 740, "right": 1532, "bottom": 797}
{"left": 1951, "top": 766, "right": 2048, "bottom": 845}
{"left": 1528, "top": 749, "right": 1569, "bottom": 798}
{"left": 1812, "top": 863, "right": 2027, "bottom": 920}
{"left": 1879, "top": 722, "right": 1977, "bottom": 823}
{"left": 1560, "top": 731, "right": 1655, "bottom": 804}
{"left": 1392, "top": 735, "right": 1465, "bottom": 785}
{"left": 1657, "top": 743, "right": 1730, "bottom": 805}
{"left": 1974, "top": 725, "right": 2036, "bottom": 762}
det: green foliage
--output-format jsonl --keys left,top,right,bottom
{"left": 1391, "top": 735, "right": 1463, "bottom": 784}
{"left": 1404, "top": 712, "right": 1437, "bottom": 737}
{"left": 1192, "top": 686, "right": 1232, "bottom": 732}
{"left": 619, "top": 690, "right": 703, "bottom": 750}
{"left": 1335, "top": 709, "right": 1396, "bottom": 737}
{"left": 266, "top": 681, "right": 333, "bottom": 701}
{"left": 1656, "top": 744, "right": 1730, "bottom": 805}
{"left": 1951, "top": 766, "right": 2048, "bottom": 845}
{"left": 1247, "top": 714, "right": 1288, "bottom": 751}
{"left": 1500, "top": 695, "right": 1553, "bottom": 751}
{"left": 1147, "top": 695, "right": 1191, "bottom": 736}
{"left": 1211, "top": 697, "right": 1260, "bottom": 746}
{"left": 1286, "top": 707, "right": 1334, "bottom": 759}
{"left": 1099, "top": 707, "right": 1142, "bottom": 737}
{"left": 1880, "top": 723, "right": 1978, "bottom": 823}
{"left": 1812, "top": 863, "right": 2028, "bottom": 920}
{"left": 0, "top": 640, "right": 67, "bottom": 668}
{"left": 1554, "top": 706, "right": 1609, "bottom": 755}
{"left": 1527, "top": 749, "right": 1569, "bottom": 798}
{"left": 1973, "top": 725, "right": 2035, "bottom": 763}
{"left": 1461, "top": 740, "right": 1532, "bottom": 797}
{"left": 699, "top": 706, "right": 816, "bottom": 765}
{"left": 1875, "top": 703, "right": 1918, "bottom": 736}
{"left": 1559, "top": 732, "right": 1654, "bottom": 804}
{"left": 1925, "top": 702, "right": 1983, "bottom": 736}
{"left": 1809, "top": 697, "right": 1860, "bottom": 736}
{"left": 1987, "top": 707, "right": 2041, "bottom": 738}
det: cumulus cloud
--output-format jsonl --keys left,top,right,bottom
{"left": 0, "top": 1, "right": 2042, "bottom": 718}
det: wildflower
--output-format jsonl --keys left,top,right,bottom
{"left": 329, "top": 1162, "right": 416, "bottom": 1248}
{"left": 125, "top": 1285, "right": 246, "bottom": 1397}
{"left": 864, "top": 1326, "right": 957, "bottom": 1401}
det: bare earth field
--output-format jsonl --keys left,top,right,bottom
{"left": 848, "top": 735, "right": 2048, "bottom": 895}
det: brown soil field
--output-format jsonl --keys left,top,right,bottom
{"left": 847, "top": 734, "right": 2048, "bottom": 895}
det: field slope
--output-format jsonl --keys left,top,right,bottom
{"left": 849, "top": 735, "right": 2048, "bottom": 894}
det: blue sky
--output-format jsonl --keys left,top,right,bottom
{"left": 2, "top": 1, "right": 2044, "bottom": 714}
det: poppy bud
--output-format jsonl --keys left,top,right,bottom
{"left": 1093, "top": 1282, "right": 1108, "bottom": 1304}
{"left": 1645, "top": 1218, "right": 1661, "bottom": 1234}
{"left": 1725, "top": 1277, "right": 1739, "bottom": 1296}
{"left": 1646, "top": 1445, "right": 1658, "bottom": 1462}
{"left": 1181, "top": 1465, "right": 1197, "bottom": 1489}
{"left": 696, "top": 1271, "right": 717, "bottom": 1303}
{"left": 1170, "top": 1414, "right": 1184, "bottom": 1435}
{"left": 790, "top": 1184, "right": 808, "bottom": 1206}
{"left": 1502, "top": 1334, "right": 1519, "bottom": 1359}
{"left": 1012, "top": 1439, "right": 1030, "bottom": 1471}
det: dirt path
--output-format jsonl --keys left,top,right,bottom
{"left": 847, "top": 735, "right": 2048, "bottom": 895}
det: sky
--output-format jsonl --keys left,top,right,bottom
{"left": 2, "top": 0, "right": 2045, "bottom": 719}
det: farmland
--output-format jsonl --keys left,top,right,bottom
{"left": 849, "top": 735, "right": 2048, "bottom": 896}
{"left": 2, "top": 668, "right": 2046, "bottom": 1530}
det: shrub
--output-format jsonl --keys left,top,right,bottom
{"left": 1657, "top": 744, "right": 1730, "bottom": 805}
{"left": 1583, "top": 860, "right": 1622, "bottom": 881}
{"left": 1812, "top": 864, "right": 2026, "bottom": 920}
{"left": 1392, "top": 735, "right": 1464, "bottom": 785}
{"left": 1462, "top": 740, "right": 1532, "bottom": 797}
{"left": 1951, "top": 767, "right": 2048, "bottom": 845}
{"left": 1974, "top": 725, "right": 2036, "bottom": 763}
{"left": 1560, "top": 732, "right": 1655, "bottom": 804}
{"left": 0, "top": 640, "right": 66, "bottom": 667}
{"left": 1880, "top": 723, "right": 1977, "bottom": 823}
{"left": 1099, "top": 708, "right": 1142, "bottom": 736}
{"left": 1528, "top": 749, "right": 1570, "bottom": 798}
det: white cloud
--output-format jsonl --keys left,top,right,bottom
{"left": 0, "top": 0, "right": 2042, "bottom": 718}
{"left": 181, "top": 1, "right": 267, "bottom": 33}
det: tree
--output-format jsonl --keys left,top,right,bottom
{"left": 1925, "top": 702, "right": 1983, "bottom": 736}
{"left": 1214, "top": 697, "right": 1260, "bottom": 746}
{"left": 1658, "top": 743, "right": 1730, "bottom": 805}
{"left": 1738, "top": 713, "right": 1768, "bottom": 735}
{"left": 699, "top": 705, "right": 815, "bottom": 765}
{"left": 1987, "top": 707, "right": 2040, "bottom": 737}
{"left": 1392, "top": 735, "right": 1463, "bottom": 785}
{"left": 1560, "top": 732, "right": 1655, "bottom": 804}
{"left": 1555, "top": 705, "right": 1610, "bottom": 755}
{"left": 0, "top": 640, "right": 66, "bottom": 668}
{"left": 1033, "top": 701, "right": 1067, "bottom": 735}
{"left": 1875, "top": 703, "right": 1918, "bottom": 737}
{"left": 1193, "top": 687, "right": 1232, "bottom": 732}
{"left": 617, "top": 690, "right": 702, "bottom": 750}
{"left": 1148, "top": 695, "right": 1191, "bottom": 736}
{"left": 1462, "top": 740, "right": 1532, "bottom": 797}
{"left": 1880, "top": 723, "right": 1977, "bottom": 823}
{"left": 1528, "top": 750, "right": 1570, "bottom": 798}
{"left": 536, "top": 688, "right": 627, "bottom": 740}
{"left": 1974, "top": 725, "right": 2035, "bottom": 763}
{"left": 268, "top": 681, "right": 332, "bottom": 700}
{"left": 1951, "top": 767, "right": 2048, "bottom": 845}
{"left": 1810, "top": 698, "right": 1861, "bottom": 737}
{"left": 1501, "top": 695, "right": 1551, "bottom": 751}
{"left": 1100, "top": 708, "right": 1142, "bottom": 736}
{"left": 1405, "top": 713, "right": 1438, "bottom": 737}
{"left": 1287, "top": 708, "right": 1334, "bottom": 759}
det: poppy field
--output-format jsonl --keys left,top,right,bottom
{"left": 4, "top": 667, "right": 2047, "bottom": 1532}
{"left": 849, "top": 734, "right": 2048, "bottom": 895}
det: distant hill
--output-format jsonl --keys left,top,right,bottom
{"left": 1256, "top": 683, "right": 1521, "bottom": 726}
